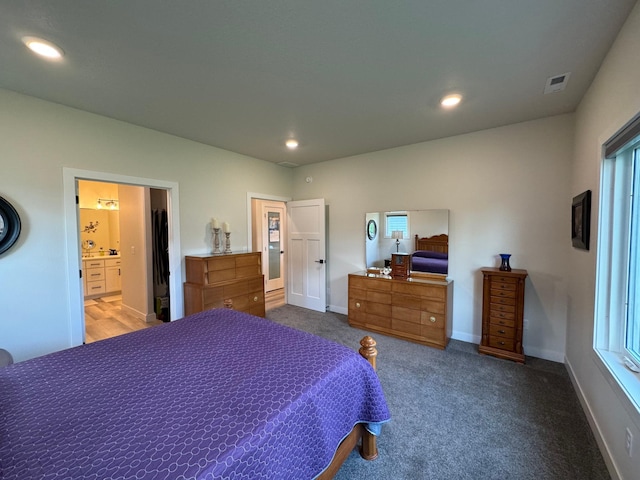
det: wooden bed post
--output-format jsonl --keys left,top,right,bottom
{"left": 358, "top": 336, "right": 379, "bottom": 460}
{"left": 359, "top": 336, "right": 377, "bottom": 371}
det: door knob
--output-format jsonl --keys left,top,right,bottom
{"left": 315, "top": 259, "right": 325, "bottom": 264}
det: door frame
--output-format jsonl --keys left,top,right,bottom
{"left": 246, "top": 192, "right": 291, "bottom": 298}
{"left": 63, "top": 168, "right": 182, "bottom": 346}
{"left": 262, "top": 202, "right": 286, "bottom": 292}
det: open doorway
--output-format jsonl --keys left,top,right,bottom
{"left": 79, "top": 180, "right": 170, "bottom": 342}
{"left": 63, "top": 168, "right": 182, "bottom": 347}
{"left": 248, "top": 193, "right": 290, "bottom": 311}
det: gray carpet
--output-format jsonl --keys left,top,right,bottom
{"left": 266, "top": 305, "right": 610, "bottom": 480}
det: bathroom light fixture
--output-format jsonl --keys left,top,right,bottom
{"left": 440, "top": 94, "right": 462, "bottom": 108}
{"left": 97, "top": 198, "right": 119, "bottom": 210}
{"left": 286, "top": 139, "right": 299, "bottom": 150}
{"left": 22, "top": 36, "right": 64, "bottom": 60}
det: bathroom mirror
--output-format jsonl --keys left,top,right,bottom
{"left": 365, "top": 209, "right": 449, "bottom": 275}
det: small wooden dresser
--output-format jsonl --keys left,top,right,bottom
{"left": 479, "top": 267, "right": 528, "bottom": 363}
{"left": 184, "top": 252, "right": 265, "bottom": 317}
{"left": 348, "top": 272, "right": 452, "bottom": 349}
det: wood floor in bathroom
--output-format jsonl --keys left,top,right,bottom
{"left": 84, "top": 296, "right": 164, "bottom": 343}
{"left": 84, "top": 288, "right": 286, "bottom": 343}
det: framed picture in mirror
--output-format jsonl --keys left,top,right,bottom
{"left": 367, "top": 219, "right": 377, "bottom": 240}
{"left": 0, "top": 196, "right": 21, "bottom": 255}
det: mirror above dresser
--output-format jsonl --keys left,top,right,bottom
{"left": 365, "top": 209, "right": 449, "bottom": 276}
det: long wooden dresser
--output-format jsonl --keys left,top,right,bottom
{"left": 348, "top": 271, "right": 453, "bottom": 349}
{"left": 184, "top": 252, "right": 265, "bottom": 317}
{"left": 478, "top": 267, "right": 528, "bottom": 363}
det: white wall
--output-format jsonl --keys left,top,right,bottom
{"left": 0, "top": 88, "right": 292, "bottom": 362}
{"left": 566, "top": 2, "right": 640, "bottom": 478}
{"left": 293, "top": 114, "right": 574, "bottom": 362}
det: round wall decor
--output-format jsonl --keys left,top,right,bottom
{"left": 367, "top": 219, "right": 377, "bottom": 240}
{"left": 0, "top": 196, "right": 21, "bottom": 255}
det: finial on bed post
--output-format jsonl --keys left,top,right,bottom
{"left": 358, "top": 335, "right": 379, "bottom": 461}
{"left": 359, "top": 336, "right": 377, "bottom": 371}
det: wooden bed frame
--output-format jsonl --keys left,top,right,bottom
{"left": 317, "top": 336, "right": 380, "bottom": 479}
{"left": 414, "top": 233, "right": 448, "bottom": 254}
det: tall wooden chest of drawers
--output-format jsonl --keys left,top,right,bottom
{"left": 348, "top": 272, "right": 452, "bottom": 349}
{"left": 479, "top": 268, "right": 528, "bottom": 363}
{"left": 184, "top": 252, "right": 265, "bottom": 317}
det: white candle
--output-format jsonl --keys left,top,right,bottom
{"left": 223, "top": 222, "right": 230, "bottom": 233}
{"left": 211, "top": 218, "right": 219, "bottom": 229}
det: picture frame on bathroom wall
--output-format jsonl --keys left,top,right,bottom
{"left": 571, "top": 190, "right": 591, "bottom": 250}
{"left": 0, "top": 195, "right": 22, "bottom": 255}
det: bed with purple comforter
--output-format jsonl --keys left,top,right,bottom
{"left": 0, "top": 309, "right": 390, "bottom": 480}
{"left": 411, "top": 250, "right": 448, "bottom": 275}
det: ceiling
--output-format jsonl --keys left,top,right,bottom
{"left": 0, "top": 1, "right": 636, "bottom": 166}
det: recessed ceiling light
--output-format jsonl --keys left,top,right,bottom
{"left": 286, "top": 139, "right": 299, "bottom": 150}
{"left": 440, "top": 94, "right": 462, "bottom": 108}
{"left": 22, "top": 36, "right": 64, "bottom": 60}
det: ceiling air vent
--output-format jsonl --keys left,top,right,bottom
{"left": 277, "top": 161, "right": 299, "bottom": 168}
{"left": 544, "top": 72, "right": 571, "bottom": 94}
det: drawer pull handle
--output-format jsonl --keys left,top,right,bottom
{"left": 253, "top": 296, "right": 258, "bottom": 302}
{"left": 356, "top": 302, "right": 361, "bottom": 308}
{"left": 498, "top": 330, "right": 505, "bottom": 334}
{"left": 499, "top": 321, "right": 506, "bottom": 325}
{"left": 429, "top": 316, "right": 436, "bottom": 323}
{"left": 499, "top": 341, "right": 505, "bottom": 345}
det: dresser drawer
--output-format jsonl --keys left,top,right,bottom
{"left": 490, "top": 288, "right": 516, "bottom": 299}
{"left": 488, "top": 336, "right": 515, "bottom": 351}
{"left": 350, "top": 276, "right": 391, "bottom": 293}
{"left": 84, "top": 259, "right": 104, "bottom": 269}
{"left": 392, "top": 293, "right": 421, "bottom": 310}
{"left": 393, "top": 305, "right": 421, "bottom": 324}
{"left": 489, "top": 324, "right": 515, "bottom": 339}
{"left": 366, "top": 301, "right": 391, "bottom": 317}
{"left": 364, "top": 313, "right": 392, "bottom": 329}
{"left": 421, "top": 311, "right": 445, "bottom": 329}
{"left": 104, "top": 258, "right": 121, "bottom": 267}
{"left": 86, "top": 268, "right": 105, "bottom": 281}
{"left": 393, "top": 282, "right": 445, "bottom": 300}
{"left": 490, "top": 295, "right": 516, "bottom": 306}
{"left": 86, "top": 281, "right": 106, "bottom": 295}
{"left": 489, "top": 316, "right": 516, "bottom": 329}
{"left": 491, "top": 275, "right": 517, "bottom": 285}
{"left": 368, "top": 290, "right": 391, "bottom": 304}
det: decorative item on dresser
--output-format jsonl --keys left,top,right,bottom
{"left": 183, "top": 252, "right": 265, "bottom": 317}
{"left": 479, "top": 267, "right": 528, "bottom": 363}
{"left": 348, "top": 271, "right": 453, "bottom": 349}
{"left": 391, "top": 252, "right": 410, "bottom": 280}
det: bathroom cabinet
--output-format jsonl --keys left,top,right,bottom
{"left": 83, "top": 256, "right": 122, "bottom": 299}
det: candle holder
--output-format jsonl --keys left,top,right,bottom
{"left": 212, "top": 227, "right": 221, "bottom": 254}
{"left": 223, "top": 232, "right": 232, "bottom": 254}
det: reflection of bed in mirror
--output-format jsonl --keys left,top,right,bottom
{"left": 365, "top": 209, "right": 449, "bottom": 272}
{"left": 411, "top": 234, "right": 448, "bottom": 275}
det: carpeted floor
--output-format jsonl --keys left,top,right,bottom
{"left": 266, "top": 305, "right": 610, "bottom": 480}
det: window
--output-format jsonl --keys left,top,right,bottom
{"left": 385, "top": 212, "right": 409, "bottom": 238}
{"left": 595, "top": 113, "right": 640, "bottom": 412}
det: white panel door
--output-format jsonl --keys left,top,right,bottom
{"left": 287, "top": 198, "right": 326, "bottom": 312}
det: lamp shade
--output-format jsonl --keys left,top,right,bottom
{"left": 391, "top": 230, "right": 403, "bottom": 240}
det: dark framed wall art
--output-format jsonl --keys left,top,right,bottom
{"left": 0, "top": 196, "right": 21, "bottom": 255}
{"left": 572, "top": 190, "right": 591, "bottom": 250}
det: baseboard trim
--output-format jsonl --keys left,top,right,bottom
{"left": 565, "top": 356, "right": 620, "bottom": 480}
{"left": 121, "top": 303, "right": 156, "bottom": 323}
{"left": 329, "top": 305, "right": 348, "bottom": 315}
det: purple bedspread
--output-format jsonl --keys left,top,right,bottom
{"left": 411, "top": 251, "right": 448, "bottom": 274}
{"left": 0, "top": 309, "right": 390, "bottom": 479}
